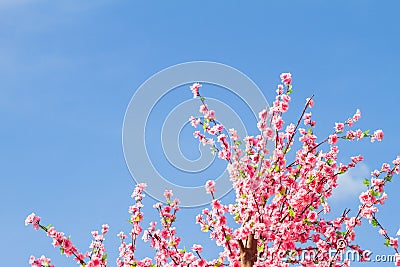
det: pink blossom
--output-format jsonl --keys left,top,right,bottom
{"left": 208, "top": 124, "right": 224, "bottom": 135}
{"left": 25, "top": 213, "right": 36, "bottom": 225}
{"left": 62, "top": 238, "right": 73, "bottom": 251}
{"left": 335, "top": 122, "right": 345, "bottom": 133}
{"left": 192, "top": 244, "right": 203, "bottom": 253}
{"left": 218, "top": 149, "right": 231, "bottom": 161}
{"left": 190, "top": 83, "right": 201, "bottom": 98}
{"left": 25, "top": 213, "right": 41, "bottom": 230}
{"left": 199, "top": 104, "right": 208, "bottom": 114}
{"left": 88, "top": 257, "right": 101, "bottom": 267}
{"left": 353, "top": 109, "right": 361, "bottom": 122}
{"left": 306, "top": 97, "right": 314, "bottom": 108}
{"left": 276, "top": 84, "right": 284, "bottom": 94}
{"left": 374, "top": 129, "right": 384, "bottom": 141}
{"left": 205, "top": 110, "right": 215, "bottom": 120}
{"left": 308, "top": 211, "right": 318, "bottom": 222}
{"left": 347, "top": 118, "right": 354, "bottom": 127}
{"left": 359, "top": 191, "right": 376, "bottom": 206}
{"left": 393, "top": 155, "right": 400, "bottom": 165}
{"left": 282, "top": 94, "right": 291, "bottom": 103}
{"left": 390, "top": 238, "right": 399, "bottom": 249}
{"left": 164, "top": 189, "right": 173, "bottom": 199}
{"left": 205, "top": 180, "right": 216, "bottom": 194}
{"left": 29, "top": 256, "right": 54, "bottom": 267}
{"left": 117, "top": 231, "right": 126, "bottom": 240}
{"left": 272, "top": 116, "right": 284, "bottom": 130}
{"left": 381, "top": 163, "right": 391, "bottom": 172}
{"left": 189, "top": 116, "right": 201, "bottom": 127}
{"left": 328, "top": 134, "right": 338, "bottom": 145}
{"left": 102, "top": 224, "right": 109, "bottom": 234}
{"left": 280, "top": 72, "right": 292, "bottom": 86}
{"left": 351, "top": 155, "right": 364, "bottom": 163}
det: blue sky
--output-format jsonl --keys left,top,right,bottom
{"left": 1, "top": 1, "right": 400, "bottom": 266}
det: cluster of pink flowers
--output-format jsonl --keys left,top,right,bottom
{"left": 188, "top": 74, "right": 400, "bottom": 266}
{"left": 29, "top": 255, "right": 54, "bottom": 267}
{"left": 26, "top": 73, "right": 400, "bottom": 267}
{"left": 25, "top": 213, "right": 107, "bottom": 266}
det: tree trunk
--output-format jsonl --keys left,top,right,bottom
{"left": 238, "top": 234, "right": 258, "bottom": 267}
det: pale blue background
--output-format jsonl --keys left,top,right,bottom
{"left": 1, "top": 1, "right": 400, "bottom": 266}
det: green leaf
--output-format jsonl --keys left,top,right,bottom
{"left": 235, "top": 141, "right": 242, "bottom": 146}
{"left": 362, "top": 129, "right": 370, "bottom": 137}
{"left": 363, "top": 179, "right": 370, "bottom": 187}
{"left": 288, "top": 206, "right": 295, "bottom": 217}
{"left": 225, "top": 235, "right": 232, "bottom": 241}
{"left": 385, "top": 175, "right": 393, "bottom": 182}
{"left": 320, "top": 196, "right": 325, "bottom": 204}
{"left": 370, "top": 189, "right": 380, "bottom": 197}
{"left": 283, "top": 147, "right": 291, "bottom": 154}
{"left": 210, "top": 147, "right": 216, "bottom": 156}
{"left": 60, "top": 247, "right": 64, "bottom": 255}
{"left": 287, "top": 85, "right": 293, "bottom": 95}
{"left": 308, "top": 128, "right": 313, "bottom": 134}
{"left": 371, "top": 219, "right": 378, "bottom": 227}
{"left": 102, "top": 254, "right": 108, "bottom": 261}
{"left": 384, "top": 238, "right": 390, "bottom": 247}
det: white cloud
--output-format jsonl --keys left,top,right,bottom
{"left": 331, "top": 163, "right": 369, "bottom": 202}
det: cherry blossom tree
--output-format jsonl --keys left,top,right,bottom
{"left": 26, "top": 73, "right": 400, "bottom": 267}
